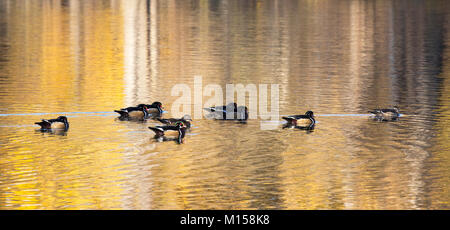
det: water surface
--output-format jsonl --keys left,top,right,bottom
{"left": 0, "top": 0, "right": 449, "bottom": 210}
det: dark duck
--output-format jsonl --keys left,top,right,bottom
{"left": 282, "top": 111, "right": 316, "bottom": 129}
{"left": 148, "top": 121, "right": 187, "bottom": 144}
{"left": 35, "top": 116, "right": 69, "bottom": 132}
{"left": 368, "top": 106, "right": 400, "bottom": 121}
{"left": 203, "top": 103, "right": 249, "bottom": 121}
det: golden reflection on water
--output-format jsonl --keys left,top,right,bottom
{"left": 0, "top": 0, "right": 449, "bottom": 210}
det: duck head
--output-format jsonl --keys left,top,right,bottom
{"left": 151, "top": 101, "right": 163, "bottom": 114}
{"left": 305, "top": 111, "right": 314, "bottom": 117}
{"left": 175, "top": 121, "right": 185, "bottom": 128}
{"left": 57, "top": 116, "right": 69, "bottom": 129}
{"left": 393, "top": 106, "right": 399, "bottom": 113}
{"left": 57, "top": 116, "right": 68, "bottom": 121}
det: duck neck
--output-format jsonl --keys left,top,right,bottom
{"left": 177, "top": 127, "right": 185, "bottom": 143}
{"left": 63, "top": 120, "right": 69, "bottom": 130}
{"left": 309, "top": 116, "right": 315, "bottom": 125}
{"left": 142, "top": 107, "right": 149, "bottom": 118}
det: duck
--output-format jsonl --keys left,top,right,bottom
{"left": 203, "top": 103, "right": 249, "bottom": 121}
{"left": 148, "top": 121, "right": 186, "bottom": 144}
{"left": 282, "top": 111, "right": 316, "bottom": 127}
{"left": 35, "top": 116, "right": 69, "bottom": 131}
{"left": 157, "top": 114, "right": 192, "bottom": 129}
{"left": 368, "top": 106, "right": 400, "bottom": 121}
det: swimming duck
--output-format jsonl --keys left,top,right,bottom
{"left": 35, "top": 116, "right": 69, "bottom": 131}
{"left": 114, "top": 104, "right": 149, "bottom": 120}
{"left": 282, "top": 111, "right": 316, "bottom": 127}
{"left": 157, "top": 114, "right": 192, "bottom": 129}
{"left": 148, "top": 121, "right": 186, "bottom": 144}
{"left": 204, "top": 103, "right": 248, "bottom": 121}
{"left": 368, "top": 106, "right": 399, "bottom": 121}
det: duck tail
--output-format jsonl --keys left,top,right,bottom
{"left": 148, "top": 127, "right": 165, "bottom": 137}
{"left": 282, "top": 116, "right": 294, "bottom": 122}
{"left": 114, "top": 110, "right": 129, "bottom": 117}
{"left": 35, "top": 120, "right": 51, "bottom": 129}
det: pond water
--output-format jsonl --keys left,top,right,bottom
{"left": 0, "top": 0, "right": 449, "bottom": 209}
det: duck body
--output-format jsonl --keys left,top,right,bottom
{"left": 368, "top": 107, "right": 399, "bottom": 121}
{"left": 204, "top": 103, "right": 248, "bottom": 121}
{"left": 35, "top": 116, "right": 69, "bottom": 131}
{"left": 114, "top": 104, "right": 150, "bottom": 120}
{"left": 157, "top": 115, "right": 192, "bottom": 129}
{"left": 148, "top": 121, "right": 186, "bottom": 143}
{"left": 282, "top": 111, "right": 315, "bottom": 127}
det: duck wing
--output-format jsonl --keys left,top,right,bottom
{"left": 156, "top": 118, "right": 178, "bottom": 125}
{"left": 156, "top": 118, "right": 170, "bottom": 124}
{"left": 149, "top": 125, "right": 179, "bottom": 132}
{"left": 149, "top": 124, "right": 181, "bottom": 136}
{"left": 380, "top": 108, "right": 398, "bottom": 113}
{"left": 114, "top": 105, "right": 143, "bottom": 116}
{"left": 368, "top": 108, "right": 398, "bottom": 114}
{"left": 114, "top": 110, "right": 130, "bottom": 117}
{"left": 159, "top": 125, "right": 180, "bottom": 131}
{"left": 368, "top": 109, "right": 382, "bottom": 114}
{"left": 282, "top": 115, "right": 307, "bottom": 121}
{"left": 148, "top": 126, "right": 166, "bottom": 136}
{"left": 204, "top": 104, "right": 231, "bottom": 113}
